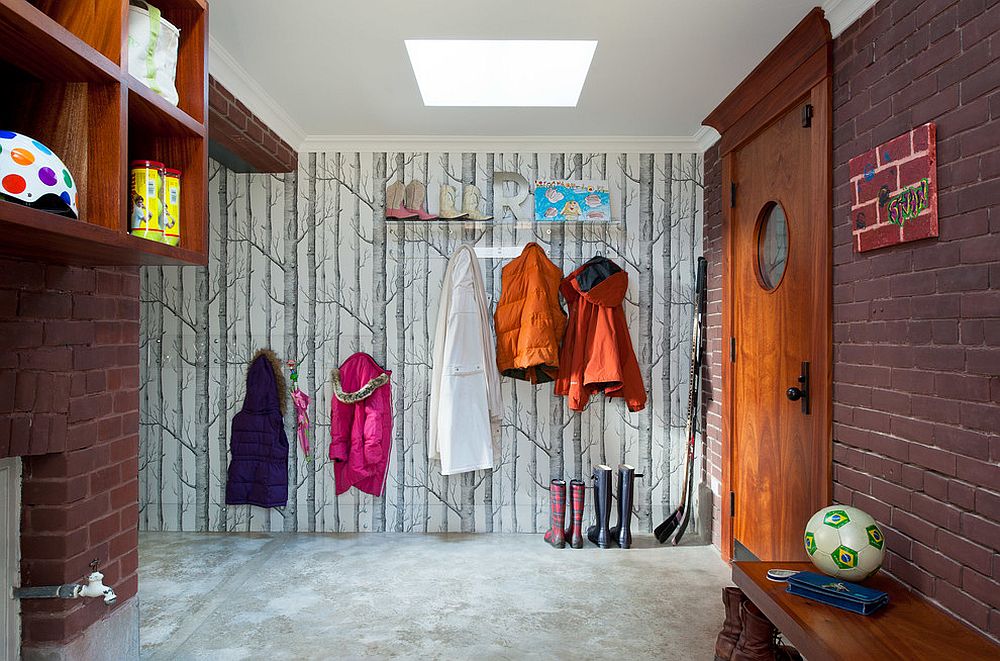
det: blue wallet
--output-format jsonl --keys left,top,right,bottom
{"left": 785, "top": 571, "right": 889, "bottom": 615}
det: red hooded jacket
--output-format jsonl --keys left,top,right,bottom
{"left": 555, "top": 257, "right": 646, "bottom": 412}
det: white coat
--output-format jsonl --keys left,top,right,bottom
{"left": 429, "top": 245, "right": 503, "bottom": 475}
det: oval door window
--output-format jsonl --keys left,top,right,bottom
{"left": 757, "top": 202, "right": 788, "bottom": 290}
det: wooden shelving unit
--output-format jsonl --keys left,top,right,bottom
{"left": 0, "top": 0, "right": 208, "bottom": 265}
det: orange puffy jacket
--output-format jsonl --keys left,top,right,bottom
{"left": 555, "top": 256, "right": 646, "bottom": 412}
{"left": 494, "top": 243, "right": 567, "bottom": 384}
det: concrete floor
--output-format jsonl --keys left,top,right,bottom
{"left": 139, "top": 532, "right": 732, "bottom": 660}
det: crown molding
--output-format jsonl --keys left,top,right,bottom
{"left": 822, "top": 0, "right": 879, "bottom": 38}
{"left": 209, "top": 3, "right": 865, "bottom": 159}
{"left": 693, "top": 126, "right": 721, "bottom": 152}
{"left": 208, "top": 36, "right": 306, "bottom": 148}
{"left": 299, "top": 134, "right": 712, "bottom": 154}
{"left": 206, "top": 38, "right": 715, "bottom": 154}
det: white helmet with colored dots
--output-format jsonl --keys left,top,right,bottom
{"left": 0, "top": 130, "right": 79, "bottom": 218}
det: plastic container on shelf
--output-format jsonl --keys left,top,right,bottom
{"left": 130, "top": 160, "right": 164, "bottom": 241}
{"left": 127, "top": 2, "right": 181, "bottom": 106}
{"left": 162, "top": 167, "right": 181, "bottom": 246}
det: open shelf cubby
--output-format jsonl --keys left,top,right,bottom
{"left": 0, "top": 0, "right": 208, "bottom": 266}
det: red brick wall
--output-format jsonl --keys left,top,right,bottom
{"left": 832, "top": 0, "right": 999, "bottom": 639}
{"left": 209, "top": 76, "right": 297, "bottom": 173}
{"left": 701, "top": 142, "right": 724, "bottom": 548}
{"left": 0, "top": 258, "right": 140, "bottom": 646}
{"left": 702, "top": 0, "right": 1000, "bottom": 641}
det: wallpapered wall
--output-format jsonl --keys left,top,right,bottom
{"left": 138, "top": 150, "right": 704, "bottom": 533}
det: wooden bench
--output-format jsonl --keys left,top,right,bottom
{"left": 733, "top": 561, "right": 1000, "bottom": 661}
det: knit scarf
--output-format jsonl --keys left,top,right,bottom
{"left": 330, "top": 369, "right": 388, "bottom": 404}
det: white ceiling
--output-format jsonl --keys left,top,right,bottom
{"left": 207, "top": 0, "right": 874, "bottom": 149}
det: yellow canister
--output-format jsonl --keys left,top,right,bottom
{"left": 162, "top": 168, "right": 181, "bottom": 246}
{"left": 130, "top": 160, "right": 164, "bottom": 241}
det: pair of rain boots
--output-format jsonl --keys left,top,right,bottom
{"left": 588, "top": 464, "right": 642, "bottom": 549}
{"left": 543, "top": 479, "right": 585, "bottom": 549}
{"left": 386, "top": 180, "right": 436, "bottom": 220}
{"left": 715, "top": 587, "right": 802, "bottom": 661}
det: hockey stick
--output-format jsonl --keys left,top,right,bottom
{"left": 671, "top": 256, "right": 709, "bottom": 545}
{"left": 654, "top": 256, "right": 707, "bottom": 544}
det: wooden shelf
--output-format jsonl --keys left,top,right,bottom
{"left": 0, "top": 200, "right": 206, "bottom": 266}
{"left": 0, "top": 0, "right": 119, "bottom": 82}
{"left": 126, "top": 75, "right": 205, "bottom": 138}
{"left": 733, "top": 562, "right": 1000, "bottom": 661}
{"left": 0, "top": 0, "right": 209, "bottom": 266}
{"left": 152, "top": 0, "right": 208, "bottom": 13}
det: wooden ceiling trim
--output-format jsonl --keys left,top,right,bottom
{"left": 704, "top": 7, "right": 832, "bottom": 155}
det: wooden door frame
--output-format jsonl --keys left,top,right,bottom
{"left": 704, "top": 8, "right": 834, "bottom": 563}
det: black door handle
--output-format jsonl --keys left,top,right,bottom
{"left": 786, "top": 362, "right": 810, "bottom": 414}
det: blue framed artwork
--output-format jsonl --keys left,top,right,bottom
{"left": 534, "top": 180, "right": 611, "bottom": 221}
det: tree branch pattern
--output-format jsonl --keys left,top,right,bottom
{"left": 138, "top": 150, "right": 704, "bottom": 533}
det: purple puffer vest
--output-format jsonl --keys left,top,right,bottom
{"left": 225, "top": 352, "right": 288, "bottom": 508}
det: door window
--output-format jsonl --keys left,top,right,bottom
{"left": 757, "top": 202, "right": 788, "bottom": 290}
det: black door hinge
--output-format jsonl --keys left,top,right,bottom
{"left": 730, "top": 491, "right": 735, "bottom": 517}
{"left": 802, "top": 104, "right": 813, "bottom": 128}
{"left": 730, "top": 182, "right": 737, "bottom": 207}
{"left": 730, "top": 337, "right": 736, "bottom": 362}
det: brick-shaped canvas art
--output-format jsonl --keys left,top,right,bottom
{"left": 849, "top": 122, "right": 937, "bottom": 252}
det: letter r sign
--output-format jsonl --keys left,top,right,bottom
{"left": 494, "top": 172, "right": 531, "bottom": 220}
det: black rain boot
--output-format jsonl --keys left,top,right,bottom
{"left": 608, "top": 464, "right": 641, "bottom": 549}
{"left": 587, "top": 465, "right": 613, "bottom": 548}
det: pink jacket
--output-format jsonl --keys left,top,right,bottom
{"left": 329, "top": 352, "right": 392, "bottom": 496}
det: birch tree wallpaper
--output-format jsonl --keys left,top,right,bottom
{"left": 139, "top": 150, "right": 704, "bottom": 534}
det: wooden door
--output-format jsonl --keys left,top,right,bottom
{"left": 705, "top": 8, "right": 832, "bottom": 562}
{"left": 730, "top": 98, "right": 830, "bottom": 561}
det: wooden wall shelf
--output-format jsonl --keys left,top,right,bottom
{"left": 0, "top": 199, "right": 203, "bottom": 266}
{"left": 0, "top": 0, "right": 209, "bottom": 266}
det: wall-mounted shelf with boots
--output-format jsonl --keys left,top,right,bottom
{"left": 385, "top": 218, "right": 624, "bottom": 226}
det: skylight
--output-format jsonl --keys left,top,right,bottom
{"left": 404, "top": 40, "right": 597, "bottom": 107}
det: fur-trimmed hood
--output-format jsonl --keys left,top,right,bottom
{"left": 244, "top": 348, "right": 287, "bottom": 416}
{"left": 330, "top": 367, "right": 389, "bottom": 404}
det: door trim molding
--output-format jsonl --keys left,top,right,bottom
{"left": 704, "top": 8, "right": 833, "bottom": 563}
{"left": 705, "top": 8, "right": 831, "bottom": 156}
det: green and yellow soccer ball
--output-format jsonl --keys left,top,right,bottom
{"left": 804, "top": 505, "right": 885, "bottom": 582}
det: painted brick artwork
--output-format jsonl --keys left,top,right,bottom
{"left": 849, "top": 122, "right": 937, "bottom": 252}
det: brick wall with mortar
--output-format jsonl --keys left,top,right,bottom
{"left": 0, "top": 259, "right": 140, "bottom": 649}
{"left": 208, "top": 76, "right": 297, "bottom": 173}
{"left": 701, "top": 142, "right": 723, "bottom": 549}
{"left": 702, "top": 0, "right": 1000, "bottom": 640}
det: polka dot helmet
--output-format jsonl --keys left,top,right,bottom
{"left": 0, "top": 130, "right": 79, "bottom": 218}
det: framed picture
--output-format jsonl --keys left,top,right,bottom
{"left": 534, "top": 179, "right": 611, "bottom": 222}
{"left": 849, "top": 122, "right": 937, "bottom": 252}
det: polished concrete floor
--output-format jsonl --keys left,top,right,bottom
{"left": 138, "top": 532, "right": 731, "bottom": 660}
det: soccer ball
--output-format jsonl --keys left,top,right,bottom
{"left": 803, "top": 505, "right": 885, "bottom": 582}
